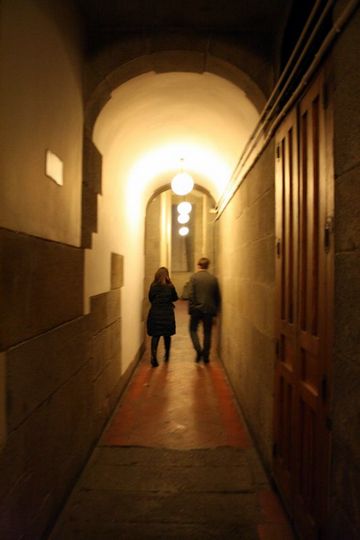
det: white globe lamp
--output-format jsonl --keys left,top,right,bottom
{"left": 171, "top": 171, "right": 194, "bottom": 196}
{"left": 177, "top": 201, "right": 192, "bottom": 215}
{"left": 179, "top": 226, "right": 189, "bottom": 236}
{"left": 177, "top": 213, "right": 190, "bottom": 224}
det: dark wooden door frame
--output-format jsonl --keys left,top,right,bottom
{"left": 273, "top": 68, "right": 334, "bottom": 539}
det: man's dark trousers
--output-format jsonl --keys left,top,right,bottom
{"left": 189, "top": 309, "right": 213, "bottom": 362}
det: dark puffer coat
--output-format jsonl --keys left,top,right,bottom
{"left": 147, "top": 283, "right": 178, "bottom": 336}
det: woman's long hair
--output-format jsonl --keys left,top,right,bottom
{"left": 153, "top": 266, "right": 172, "bottom": 285}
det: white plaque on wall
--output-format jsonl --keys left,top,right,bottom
{"left": 45, "top": 150, "right": 63, "bottom": 186}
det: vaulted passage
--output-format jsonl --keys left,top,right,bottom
{"left": 1, "top": 2, "right": 360, "bottom": 540}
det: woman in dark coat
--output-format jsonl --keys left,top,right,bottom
{"left": 147, "top": 267, "right": 178, "bottom": 367}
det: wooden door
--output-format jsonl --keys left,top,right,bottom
{"left": 274, "top": 70, "right": 333, "bottom": 539}
{"left": 274, "top": 106, "right": 299, "bottom": 507}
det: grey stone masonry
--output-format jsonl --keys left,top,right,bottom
{"left": 49, "top": 447, "right": 272, "bottom": 540}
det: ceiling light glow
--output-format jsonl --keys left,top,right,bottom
{"left": 171, "top": 172, "right": 194, "bottom": 196}
{"left": 177, "top": 213, "right": 190, "bottom": 224}
{"left": 177, "top": 201, "right": 192, "bottom": 214}
{"left": 179, "top": 226, "right": 189, "bottom": 236}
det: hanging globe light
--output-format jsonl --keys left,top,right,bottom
{"left": 171, "top": 171, "right": 194, "bottom": 196}
{"left": 179, "top": 226, "right": 189, "bottom": 236}
{"left": 177, "top": 201, "right": 192, "bottom": 214}
{"left": 177, "top": 213, "right": 190, "bottom": 224}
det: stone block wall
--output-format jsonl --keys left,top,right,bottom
{"left": 0, "top": 229, "right": 84, "bottom": 350}
{"left": 217, "top": 143, "right": 275, "bottom": 467}
{"left": 330, "top": 7, "right": 360, "bottom": 538}
{"left": 0, "top": 230, "right": 127, "bottom": 539}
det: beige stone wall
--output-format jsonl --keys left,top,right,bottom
{"left": 216, "top": 10, "right": 360, "bottom": 535}
{"left": 0, "top": 231, "right": 131, "bottom": 538}
{"left": 0, "top": 0, "right": 83, "bottom": 246}
{"left": 0, "top": 230, "right": 84, "bottom": 350}
{"left": 0, "top": 3, "right": 130, "bottom": 537}
{"left": 217, "top": 143, "right": 275, "bottom": 466}
{"left": 330, "top": 7, "right": 360, "bottom": 538}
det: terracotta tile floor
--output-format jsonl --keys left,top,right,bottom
{"left": 50, "top": 300, "right": 296, "bottom": 539}
{"left": 102, "top": 331, "right": 250, "bottom": 449}
{"left": 101, "top": 300, "right": 296, "bottom": 539}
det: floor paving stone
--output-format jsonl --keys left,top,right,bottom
{"left": 48, "top": 301, "right": 296, "bottom": 539}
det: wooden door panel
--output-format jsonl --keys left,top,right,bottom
{"left": 274, "top": 69, "right": 332, "bottom": 539}
{"left": 274, "top": 109, "right": 299, "bottom": 504}
{"left": 298, "top": 398, "right": 317, "bottom": 510}
{"left": 294, "top": 72, "right": 330, "bottom": 538}
{"left": 274, "top": 362, "right": 295, "bottom": 499}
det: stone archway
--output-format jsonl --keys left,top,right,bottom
{"left": 84, "top": 49, "right": 268, "bottom": 135}
{"left": 80, "top": 44, "right": 269, "bottom": 379}
{"left": 81, "top": 48, "right": 267, "bottom": 249}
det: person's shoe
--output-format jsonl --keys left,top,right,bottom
{"left": 151, "top": 357, "right": 159, "bottom": 367}
{"left": 164, "top": 353, "right": 170, "bottom": 362}
{"left": 203, "top": 356, "right": 209, "bottom": 364}
{"left": 195, "top": 351, "right": 202, "bottom": 363}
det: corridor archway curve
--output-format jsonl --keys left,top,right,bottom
{"left": 84, "top": 48, "right": 268, "bottom": 136}
{"left": 82, "top": 52, "right": 266, "bottom": 381}
{"left": 144, "top": 184, "right": 217, "bottom": 308}
{"left": 82, "top": 50, "right": 266, "bottom": 248}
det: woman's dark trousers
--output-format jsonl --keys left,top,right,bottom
{"left": 151, "top": 335, "right": 171, "bottom": 365}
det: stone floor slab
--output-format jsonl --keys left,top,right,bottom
{"left": 48, "top": 301, "right": 295, "bottom": 540}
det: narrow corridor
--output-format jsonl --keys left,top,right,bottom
{"left": 2, "top": 3, "right": 360, "bottom": 537}
{"left": 49, "top": 301, "right": 295, "bottom": 539}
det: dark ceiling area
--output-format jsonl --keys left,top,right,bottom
{"left": 73, "top": 0, "right": 327, "bottom": 104}
{"left": 75, "top": 0, "right": 288, "bottom": 31}
{"left": 74, "top": 0, "right": 292, "bottom": 52}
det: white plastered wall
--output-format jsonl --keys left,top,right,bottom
{"left": 84, "top": 149, "right": 146, "bottom": 372}
{"left": 0, "top": 0, "right": 83, "bottom": 246}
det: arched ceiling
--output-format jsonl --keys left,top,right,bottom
{"left": 80, "top": 0, "right": 294, "bottom": 217}
{"left": 93, "top": 70, "right": 260, "bottom": 207}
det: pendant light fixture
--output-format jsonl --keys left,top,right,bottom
{"left": 177, "top": 201, "right": 192, "bottom": 215}
{"left": 179, "top": 226, "right": 189, "bottom": 236}
{"left": 177, "top": 213, "right": 190, "bottom": 224}
{"left": 171, "top": 158, "right": 194, "bottom": 196}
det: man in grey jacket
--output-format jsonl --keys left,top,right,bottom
{"left": 188, "top": 257, "right": 221, "bottom": 363}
